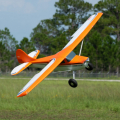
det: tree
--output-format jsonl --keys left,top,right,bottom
{"left": 30, "top": 0, "right": 93, "bottom": 55}
{"left": 0, "top": 28, "right": 18, "bottom": 72}
{"left": 0, "top": 28, "right": 18, "bottom": 52}
{"left": 94, "top": 0, "right": 120, "bottom": 40}
{"left": 0, "top": 41, "right": 13, "bottom": 72}
{"left": 94, "top": 0, "right": 120, "bottom": 73}
{"left": 17, "top": 37, "right": 35, "bottom": 54}
{"left": 30, "top": 20, "right": 58, "bottom": 55}
{"left": 101, "top": 35, "right": 115, "bottom": 72}
{"left": 53, "top": 0, "right": 93, "bottom": 53}
{"left": 82, "top": 31, "right": 103, "bottom": 72}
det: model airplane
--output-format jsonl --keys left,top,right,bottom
{"left": 11, "top": 12, "right": 103, "bottom": 97}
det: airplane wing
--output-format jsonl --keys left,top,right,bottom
{"left": 56, "top": 12, "right": 103, "bottom": 60}
{"left": 63, "top": 12, "right": 103, "bottom": 50}
{"left": 17, "top": 58, "right": 63, "bottom": 97}
{"left": 17, "top": 12, "right": 103, "bottom": 97}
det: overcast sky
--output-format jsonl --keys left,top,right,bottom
{"left": 0, "top": 0, "right": 100, "bottom": 42}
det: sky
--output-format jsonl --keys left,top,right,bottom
{"left": 0, "top": 0, "right": 100, "bottom": 42}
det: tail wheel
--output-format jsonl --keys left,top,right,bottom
{"left": 68, "top": 79, "right": 78, "bottom": 88}
{"left": 85, "top": 63, "right": 93, "bottom": 71}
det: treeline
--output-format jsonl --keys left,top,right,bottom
{"left": 1, "top": 0, "right": 120, "bottom": 73}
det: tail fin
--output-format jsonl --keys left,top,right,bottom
{"left": 11, "top": 49, "right": 40, "bottom": 75}
{"left": 16, "top": 49, "right": 40, "bottom": 63}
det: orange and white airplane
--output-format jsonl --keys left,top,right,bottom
{"left": 11, "top": 12, "right": 103, "bottom": 97}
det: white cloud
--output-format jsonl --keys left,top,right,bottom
{"left": 0, "top": 0, "right": 35, "bottom": 13}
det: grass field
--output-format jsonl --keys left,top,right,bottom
{"left": 0, "top": 78, "right": 120, "bottom": 120}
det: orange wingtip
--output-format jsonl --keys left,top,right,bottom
{"left": 17, "top": 91, "right": 28, "bottom": 97}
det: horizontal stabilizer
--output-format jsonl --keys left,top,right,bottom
{"left": 11, "top": 50, "right": 40, "bottom": 75}
{"left": 11, "top": 62, "right": 31, "bottom": 75}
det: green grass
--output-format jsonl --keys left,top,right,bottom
{"left": 0, "top": 78, "right": 120, "bottom": 119}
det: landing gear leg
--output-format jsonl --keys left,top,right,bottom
{"left": 73, "top": 71, "right": 75, "bottom": 79}
{"left": 68, "top": 71, "right": 78, "bottom": 88}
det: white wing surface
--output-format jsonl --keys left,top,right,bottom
{"left": 17, "top": 59, "right": 55, "bottom": 97}
{"left": 63, "top": 14, "right": 97, "bottom": 49}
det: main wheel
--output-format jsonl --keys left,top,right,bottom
{"left": 85, "top": 63, "right": 93, "bottom": 71}
{"left": 68, "top": 79, "right": 78, "bottom": 88}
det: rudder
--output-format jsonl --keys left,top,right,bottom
{"left": 16, "top": 49, "right": 40, "bottom": 63}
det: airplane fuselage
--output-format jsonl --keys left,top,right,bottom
{"left": 30, "top": 54, "right": 89, "bottom": 71}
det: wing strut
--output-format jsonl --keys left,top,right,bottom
{"left": 79, "top": 39, "right": 84, "bottom": 56}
